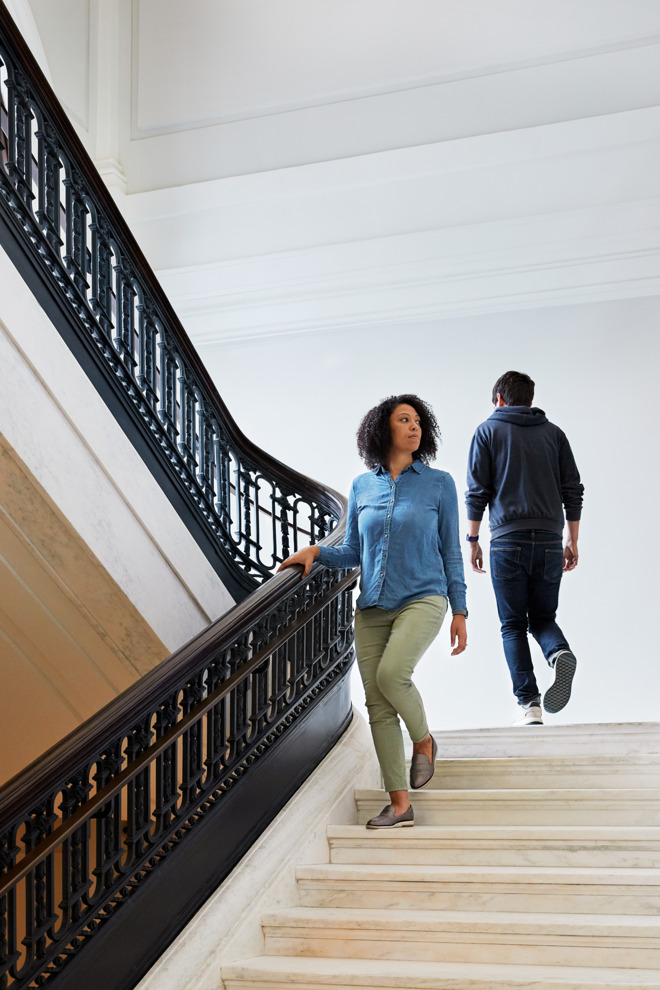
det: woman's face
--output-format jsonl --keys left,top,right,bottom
{"left": 389, "top": 403, "right": 422, "bottom": 456}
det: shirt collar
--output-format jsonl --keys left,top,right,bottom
{"left": 374, "top": 460, "right": 426, "bottom": 476}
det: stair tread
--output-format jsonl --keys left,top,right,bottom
{"left": 263, "top": 907, "right": 660, "bottom": 933}
{"left": 297, "top": 863, "right": 660, "bottom": 882}
{"left": 356, "top": 787, "right": 660, "bottom": 798}
{"left": 422, "top": 753, "right": 660, "bottom": 773}
{"left": 222, "top": 954, "right": 660, "bottom": 986}
{"left": 328, "top": 825, "right": 660, "bottom": 839}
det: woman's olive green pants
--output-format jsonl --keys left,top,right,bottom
{"left": 354, "top": 595, "right": 447, "bottom": 792}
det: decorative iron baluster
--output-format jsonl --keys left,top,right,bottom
{"left": 310, "top": 503, "right": 332, "bottom": 544}
{"left": 88, "top": 212, "right": 114, "bottom": 341}
{"left": 113, "top": 259, "right": 137, "bottom": 373}
{"left": 136, "top": 299, "right": 159, "bottom": 413}
{"left": 237, "top": 464, "right": 263, "bottom": 570}
{"left": 35, "top": 116, "right": 62, "bottom": 254}
{"left": 197, "top": 406, "right": 216, "bottom": 507}
{"left": 180, "top": 674, "right": 205, "bottom": 807}
{"left": 157, "top": 331, "right": 178, "bottom": 443}
{"left": 124, "top": 719, "right": 153, "bottom": 863}
{"left": 153, "top": 692, "right": 181, "bottom": 835}
{"left": 21, "top": 800, "right": 57, "bottom": 974}
{"left": 238, "top": 465, "right": 253, "bottom": 560}
{"left": 268, "top": 599, "right": 293, "bottom": 717}
{"left": 204, "top": 648, "right": 231, "bottom": 785}
{"left": 272, "top": 490, "right": 294, "bottom": 563}
{"left": 4, "top": 66, "right": 33, "bottom": 209}
{"left": 177, "top": 369, "right": 198, "bottom": 473}
{"left": 287, "top": 592, "right": 309, "bottom": 701}
{"left": 213, "top": 429, "right": 232, "bottom": 538}
{"left": 90, "top": 743, "right": 124, "bottom": 903}
{"left": 226, "top": 633, "right": 251, "bottom": 772}
{"left": 62, "top": 165, "right": 89, "bottom": 296}
{"left": 0, "top": 826, "right": 20, "bottom": 989}
{"left": 248, "top": 615, "right": 273, "bottom": 739}
{"left": 58, "top": 769, "right": 92, "bottom": 928}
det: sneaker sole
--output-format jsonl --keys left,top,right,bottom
{"left": 543, "top": 651, "right": 577, "bottom": 713}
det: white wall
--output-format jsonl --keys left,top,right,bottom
{"left": 197, "top": 295, "right": 660, "bottom": 729}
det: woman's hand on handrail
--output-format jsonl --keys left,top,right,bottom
{"left": 278, "top": 545, "right": 321, "bottom": 578}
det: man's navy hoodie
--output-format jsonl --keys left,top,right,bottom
{"left": 465, "top": 406, "right": 583, "bottom": 538}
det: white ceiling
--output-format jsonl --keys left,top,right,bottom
{"left": 132, "top": 0, "right": 660, "bottom": 131}
{"left": 23, "top": 0, "right": 660, "bottom": 188}
{"left": 16, "top": 0, "right": 660, "bottom": 345}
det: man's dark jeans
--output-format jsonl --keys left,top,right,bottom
{"left": 490, "top": 530, "right": 570, "bottom": 706}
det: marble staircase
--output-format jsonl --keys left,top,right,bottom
{"left": 221, "top": 724, "right": 660, "bottom": 989}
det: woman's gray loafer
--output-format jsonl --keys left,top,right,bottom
{"left": 410, "top": 734, "right": 437, "bottom": 789}
{"left": 366, "top": 804, "right": 414, "bottom": 829}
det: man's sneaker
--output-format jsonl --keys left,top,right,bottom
{"left": 513, "top": 705, "right": 543, "bottom": 726}
{"left": 543, "top": 650, "right": 577, "bottom": 713}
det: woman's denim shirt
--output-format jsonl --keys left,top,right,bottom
{"left": 317, "top": 461, "right": 467, "bottom": 613}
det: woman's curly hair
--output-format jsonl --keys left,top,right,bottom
{"left": 356, "top": 394, "right": 441, "bottom": 469}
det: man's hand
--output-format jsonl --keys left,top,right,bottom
{"left": 450, "top": 614, "right": 467, "bottom": 655}
{"left": 470, "top": 541, "right": 486, "bottom": 574}
{"left": 563, "top": 540, "right": 578, "bottom": 571}
{"left": 277, "top": 545, "right": 320, "bottom": 578}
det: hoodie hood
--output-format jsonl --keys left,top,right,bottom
{"left": 489, "top": 405, "right": 548, "bottom": 427}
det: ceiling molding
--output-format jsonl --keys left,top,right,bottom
{"left": 130, "top": 23, "right": 660, "bottom": 137}
{"left": 156, "top": 199, "right": 660, "bottom": 344}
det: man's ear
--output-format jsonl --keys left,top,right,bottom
{"left": 495, "top": 393, "right": 506, "bottom": 408}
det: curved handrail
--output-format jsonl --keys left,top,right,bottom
{"left": 0, "top": 1, "right": 341, "bottom": 590}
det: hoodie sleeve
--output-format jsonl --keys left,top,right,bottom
{"left": 465, "top": 427, "right": 492, "bottom": 521}
{"left": 558, "top": 433, "right": 584, "bottom": 521}
{"left": 317, "top": 481, "right": 361, "bottom": 569}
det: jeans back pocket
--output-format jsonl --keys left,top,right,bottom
{"left": 544, "top": 547, "right": 563, "bottom": 583}
{"left": 491, "top": 545, "right": 522, "bottom": 580}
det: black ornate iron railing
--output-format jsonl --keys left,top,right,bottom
{"left": 0, "top": 5, "right": 360, "bottom": 989}
{"left": 0, "top": 559, "right": 356, "bottom": 990}
{"left": 0, "top": 3, "right": 338, "bottom": 597}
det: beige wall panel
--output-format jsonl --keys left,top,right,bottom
{"left": 0, "top": 625, "right": 81, "bottom": 785}
{"left": 0, "top": 438, "right": 169, "bottom": 784}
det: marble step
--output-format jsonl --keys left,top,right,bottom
{"left": 327, "top": 824, "right": 660, "bottom": 868}
{"left": 355, "top": 788, "right": 660, "bottom": 826}
{"left": 221, "top": 955, "right": 660, "bottom": 989}
{"left": 415, "top": 756, "right": 660, "bottom": 790}
{"left": 262, "top": 908, "right": 660, "bottom": 969}
{"left": 295, "top": 863, "right": 660, "bottom": 915}
{"left": 414, "top": 723, "right": 660, "bottom": 760}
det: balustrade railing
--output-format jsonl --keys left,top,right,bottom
{"left": 0, "top": 5, "right": 339, "bottom": 589}
{"left": 0, "top": 5, "right": 360, "bottom": 989}
{"left": 0, "top": 559, "right": 356, "bottom": 990}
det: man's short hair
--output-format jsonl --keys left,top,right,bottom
{"left": 492, "top": 371, "right": 535, "bottom": 406}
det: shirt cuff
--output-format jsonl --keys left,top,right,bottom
{"left": 452, "top": 608, "right": 468, "bottom": 618}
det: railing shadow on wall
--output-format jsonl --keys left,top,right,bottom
{"left": 0, "top": 3, "right": 359, "bottom": 989}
